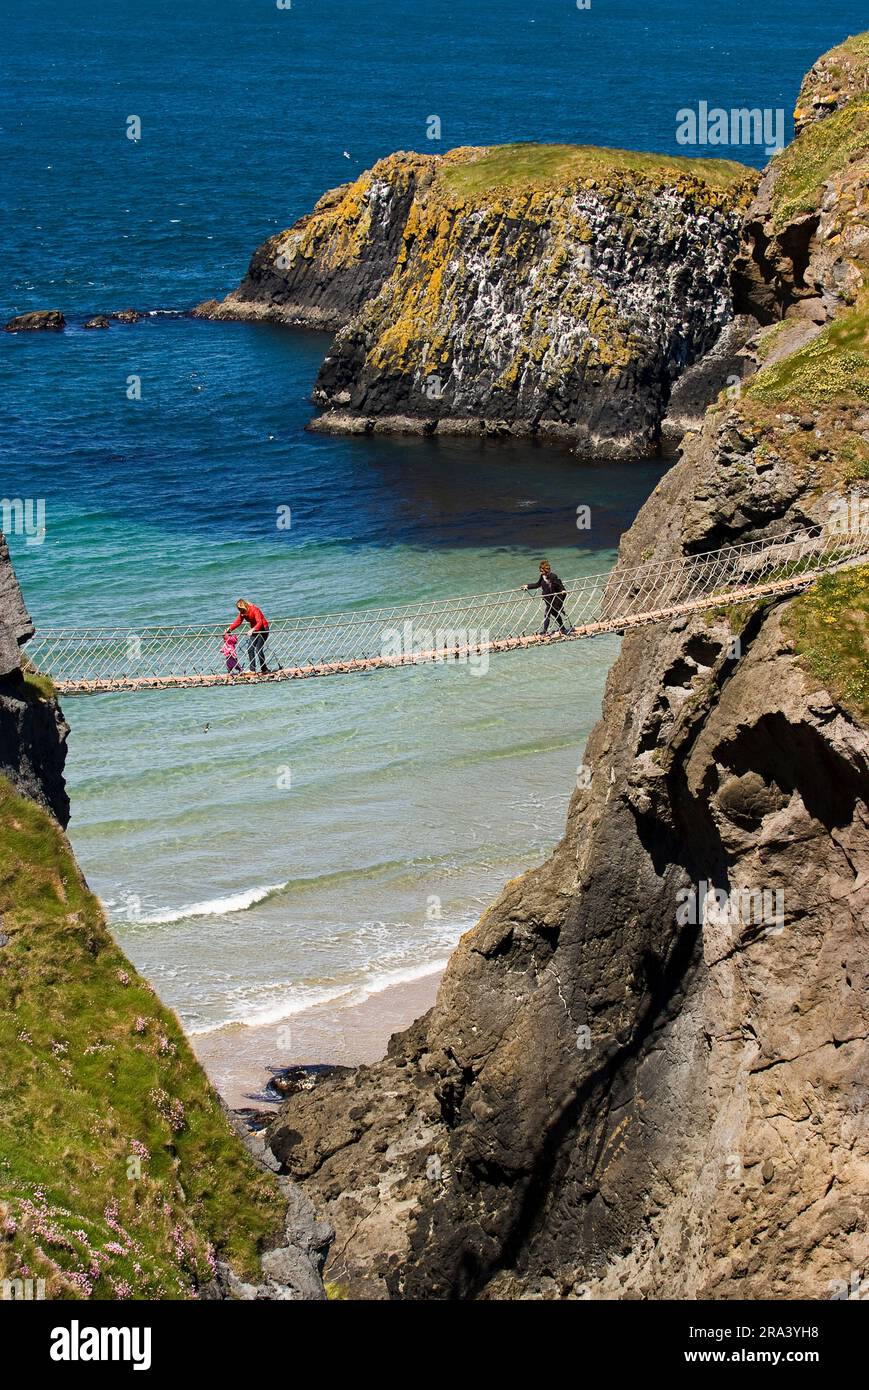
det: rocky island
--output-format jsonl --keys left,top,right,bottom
{"left": 195, "top": 146, "right": 757, "bottom": 457}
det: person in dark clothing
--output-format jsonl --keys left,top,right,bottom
{"left": 225, "top": 599, "right": 271, "bottom": 672}
{"left": 523, "top": 561, "right": 575, "bottom": 636}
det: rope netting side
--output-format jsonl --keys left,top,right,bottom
{"left": 27, "top": 528, "right": 869, "bottom": 690}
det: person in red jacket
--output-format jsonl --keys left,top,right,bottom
{"left": 225, "top": 599, "right": 270, "bottom": 673}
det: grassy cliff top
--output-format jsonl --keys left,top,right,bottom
{"left": 785, "top": 563, "right": 869, "bottom": 722}
{"left": 814, "top": 30, "right": 869, "bottom": 67}
{"left": 0, "top": 777, "right": 281, "bottom": 1298}
{"left": 438, "top": 142, "right": 756, "bottom": 197}
{"left": 770, "top": 92, "right": 869, "bottom": 229}
{"left": 794, "top": 31, "right": 869, "bottom": 124}
{"left": 746, "top": 296, "right": 869, "bottom": 407}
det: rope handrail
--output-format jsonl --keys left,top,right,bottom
{"left": 26, "top": 527, "right": 869, "bottom": 696}
{"left": 29, "top": 527, "right": 837, "bottom": 639}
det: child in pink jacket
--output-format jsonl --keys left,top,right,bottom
{"left": 221, "top": 631, "right": 241, "bottom": 673}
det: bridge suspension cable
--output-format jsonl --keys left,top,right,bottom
{"left": 26, "top": 528, "right": 869, "bottom": 696}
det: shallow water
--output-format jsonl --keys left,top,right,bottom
{"left": 6, "top": 311, "right": 664, "bottom": 1031}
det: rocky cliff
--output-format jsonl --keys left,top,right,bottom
{"left": 733, "top": 32, "right": 869, "bottom": 326}
{"left": 197, "top": 145, "right": 755, "bottom": 458}
{"left": 0, "top": 536, "right": 69, "bottom": 823}
{"left": 0, "top": 542, "right": 334, "bottom": 1299}
{"left": 265, "top": 35, "right": 869, "bottom": 1300}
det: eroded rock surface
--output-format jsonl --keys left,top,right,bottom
{"left": 267, "top": 401, "right": 868, "bottom": 1298}
{"left": 0, "top": 536, "right": 69, "bottom": 823}
{"left": 733, "top": 33, "right": 869, "bottom": 325}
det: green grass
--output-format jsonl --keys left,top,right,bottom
{"left": 753, "top": 319, "right": 796, "bottom": 364}
{"left": 770, "top": 93, "right": 869, "bottom": 230}
{"left": 802, "top": 32, "right": 869, "bottom": 93}
{"left": 746, "top": 297, "right": 869, "bottom": 406}
{"left": 785, "top": 564, "right": 869, "bottom": 720}
{"left": 20, "top": 659, "right": 56, "bottom": 703}
{"left": 439, "top": 142, "right": 755, "bottom": 197}
{"left": 844, "top": 450, "right": 869, "bottom": 482}
{"left": 0, "top": 777, "right": 281, "bottom": 1298}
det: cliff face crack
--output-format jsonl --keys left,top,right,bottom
{"left": 750, "top": 1034, "right": 869, "bottom": 1075}
{"left": 442, "top": 921, "right": 704, "bottom": 1298}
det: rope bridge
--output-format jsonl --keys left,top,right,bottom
{"left": 28, "top": 529, "right": 869, "bottom": 696}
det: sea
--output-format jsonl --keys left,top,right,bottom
{"left": 1, "top": 0, "right": 864, "bottom": 1051}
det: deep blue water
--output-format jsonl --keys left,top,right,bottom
{"left": 1, "top": 0, "right": 863, "bottom": 1083}
{"left": 2, "top": 0, "right": 865, "bottom": 314}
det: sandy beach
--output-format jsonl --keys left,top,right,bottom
{"left": 191, "top": 970, "right": 443, "bottom": 1110}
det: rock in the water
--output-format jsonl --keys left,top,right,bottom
{"left": 265, "top": 1061, "right": 353, "bottom": 1101}
{"left": 199, "top": 146, "right": 757, "bottom": 458}
{"left": 4, "top": 310, "right": 65, "bottom": 333}
{"left": 111, "top": 308, "right": 141, "bottom": 323}
{"left": 84, "top": 315, "right": 110, "bottom": 330}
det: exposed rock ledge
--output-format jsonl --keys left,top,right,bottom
{"left": 0, "top": 535, "right": 69, "bottom": 823}
{"left": 196, "top": 145, "right": 756, "bottom": 457}
{"left": 4, "top": 310, "right": 65, "bottom": 333}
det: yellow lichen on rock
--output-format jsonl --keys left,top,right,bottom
{"left": 204, "top": 141, "right": 755, "bottom": 452}
{"left": 357, "top": 152, "right": 726, "bottom": 385}
{"left": 794, "top": 31, "right": 869, "bottom": 132}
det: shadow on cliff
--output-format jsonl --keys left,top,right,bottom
{"left": 405, "top": 913, "right": 704, "bottom": 1300}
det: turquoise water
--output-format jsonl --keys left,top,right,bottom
{"left": 3, "top": 0, "right": 865, "bottom": 1038}
{"left": 5, "top": 313, "right": 663, "bottom": 1032}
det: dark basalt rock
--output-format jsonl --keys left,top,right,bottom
{"left": 193, "top": 158, "right": 429, "bottom": 332}
{"left": 4, "top": 310, "right": 65, "bottom": 333}
{"left": 0, "top": 536, "right": 69, "bottom": 825}
{"left": 84, "top": 315, "right": 110, "bottom": 330}
{"left": 197, "top": 148, "right": 757, "bottom": 458}
{"left": 265, "top": 1062, "right": 354, "bottom": 1101}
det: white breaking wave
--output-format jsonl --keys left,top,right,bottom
{"left": 187, "top": 953, "right": 455, "bottom": 1035}
{"left": 135, "top": 883, "right": 287, "bottom": 926}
